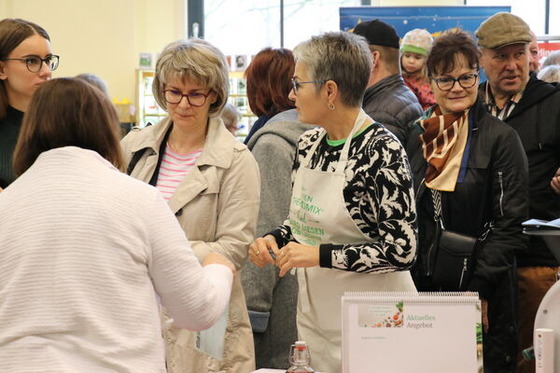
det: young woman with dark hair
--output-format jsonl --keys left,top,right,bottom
{"left": 0, "top": 18, "right": 57, "bottom": 188}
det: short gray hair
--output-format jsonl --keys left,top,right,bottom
{"left": 537, "top": 65, "right": 560, "bottom": 83}
{"left": 293, "top": 31, "right": 372, "bottom": 107}
{"left": 220, "top": 102, "right": 240, "bottom": 126}
{"left": 75, "top": 73, "right": 110, "bottom": 97}
{"left": 152, "top": 38, "right": 229, "bottom": 116}
{"left": 542, "top": 50, "right": 560, "bottom": 67}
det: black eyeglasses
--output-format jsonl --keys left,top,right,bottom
{"left": 162, "top": 89, "right": 211, "bottom": 106}
{"left": 2, "top": 55, "right": 60, "bottom": 73}
{"left": 291, "top": 78, "right": 328, "bottom": 95}
{"left": 432, "top": 72, "right": 479, "bottom": 91}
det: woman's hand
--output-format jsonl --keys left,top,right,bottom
{"left": 481, "top": 298, "right": 489, "bottom": 333}
{"left": 249, "top": 235, "right": 279, "bottom": 267}
{"left": 550, "top": 167, "right": 560, "bottom": 194}
{"left": 203, "top": 252, "right": 236, "bottom": 276}
{"left": 276, "top": 242, "right": 320, "bottom": 277}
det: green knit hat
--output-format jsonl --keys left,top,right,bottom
{"left": 400, "top": 29, "right": 433, "bottom": 56}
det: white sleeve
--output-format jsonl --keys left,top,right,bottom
{"left": 145, "top": 191, "right": 233, "bottom": 331}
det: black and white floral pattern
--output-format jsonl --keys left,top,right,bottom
{"left": 272, "top": 123, "right": 417, "bottom": 273}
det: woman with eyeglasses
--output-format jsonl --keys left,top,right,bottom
{"left": 121, "top": 38, "right": 259, "bottom": 373}
{"left": 249, "top": 32, "right": 417, "bottom": 373}
{"left": 0, "top": 18, "right": 58, "bottom": 189}
{"left": 407, "top": 29, "right": 528, "bottom": 372}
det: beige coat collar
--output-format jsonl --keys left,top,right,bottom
{"left": 124, "top": 115, "right": 245, "bottom": 213}
{"left": 129, "top": 115, "right": 239, "bottom": 170}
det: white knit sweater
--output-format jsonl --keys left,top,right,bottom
{"left": 0, "top": 147, "right": 233, "bottom": 372}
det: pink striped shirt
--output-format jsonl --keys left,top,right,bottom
{"left": 156, "top": 144, "right": 202, "bottom": 200}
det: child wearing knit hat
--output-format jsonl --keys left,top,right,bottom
{"left": 400, "top": 28, "right": 436, "bottom": 110}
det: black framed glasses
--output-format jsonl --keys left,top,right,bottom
{"left": 432, "top": 72, "right": 479, "bottom": 92}
{"left": 2, "top": 55, "right": 59, "bottom": 73}
{"left": 162, "top": 89, "right": 211, "bottom": 106}
{"left": 291, "top": 78, "right": 328, "bottom": 95}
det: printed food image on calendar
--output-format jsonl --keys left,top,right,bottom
{"left": 358, "top": 301, "right": 404, "bottom": 328}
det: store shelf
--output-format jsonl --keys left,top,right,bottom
{"left": 135, "top": 68, "right": 257, "bottom": 135}
{"left": 228, "top": 71, "right": 257, "bottom": 139}
{"left": 135, "top": 69, "right": 166, "bottom": 128}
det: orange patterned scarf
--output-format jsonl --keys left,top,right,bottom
{"left": 418, "top": 106, "right": 470, "bottom": 192}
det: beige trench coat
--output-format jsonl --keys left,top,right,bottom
{"left": 121, "top": 116, "right": 259, "bottom": 373}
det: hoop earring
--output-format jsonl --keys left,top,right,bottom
{"left": 328, "top": 103, "right": 335, "bottom": 111}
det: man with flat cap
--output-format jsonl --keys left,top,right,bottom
{"left": 353, "top": 19, "right": 422, "bottom": 145}
{"left": 476, "top": 12, "right": 560, "bottom": 373}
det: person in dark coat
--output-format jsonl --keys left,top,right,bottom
{"left": 352, "top": 19, "right": 423, "bottom": 145}
{"left": 408, "top": 29, "right": 528, "bottom": 373}
{"left": 475, "top": 13, "right": 560, "bottom": 373}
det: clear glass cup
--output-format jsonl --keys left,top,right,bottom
{"left": 286, "top": 341, "right": 314, "bottom": 372}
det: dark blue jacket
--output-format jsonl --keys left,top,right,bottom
{"left": 362, "top": 74, "right": 423, "bottom": 145}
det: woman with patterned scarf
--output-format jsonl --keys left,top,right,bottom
{"left": 407, "top": 29, "right": 528, "bottom": 373}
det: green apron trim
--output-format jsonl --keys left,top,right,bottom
{"left": 326, "top": 122, "right": 373, "bottom": 147}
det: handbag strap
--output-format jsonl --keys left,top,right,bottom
{"left": 431, "top": 188, "right": 445, "bottom": 230}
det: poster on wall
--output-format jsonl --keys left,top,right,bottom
{"left": 340, "top": 6, "right": 510, "bottom": 39}
{"left": 538, "top": 42, "right": 560, "bottom": 63}
{"left": 340, "top": 6, "right": 511, "bottom": 82}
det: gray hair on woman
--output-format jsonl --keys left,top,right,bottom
{"left": 293, "top": 31, "right": 372, "bottom": 107}
{"left": 537, "top": 64, "right": 560, "bottom": 83}
{"left": 152, "top": 38, "right": 229, "bottom": 116}
{"left": 75, "top": 73, "right": 110, "bottom": 97}
{"left": 542, "top": 50, "right": 560, "bottom": 67}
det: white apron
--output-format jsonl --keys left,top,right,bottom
{"left": 288, "top": 109, "right": 416, "bottom": 373}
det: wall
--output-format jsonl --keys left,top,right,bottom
{"left": 2, "top": 0, "right": 186, "bottom": 103}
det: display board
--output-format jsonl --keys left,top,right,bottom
{"left": 340, "top": 6, "right": 511, "bottom": 37}
{"left": 341, "top": 292, "right": 482, "bottom": 373}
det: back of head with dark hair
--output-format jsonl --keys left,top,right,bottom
{"left": 369, "top": 44, "right": 401, "bottom": 74}
{"left": 12, "top": 78, "right": 123, "bottom": 175}
{"left": 426, "top": 29, "right": 481, "bottom": 78}
{"left": 0, "top": 18, "right": 50, "bottom": 119}
{"left": 245, "top": 47, "right": 295, "bottom": 117}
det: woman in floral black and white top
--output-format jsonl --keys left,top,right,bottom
{"left": 271, "top": 122, "right": 417, "bottom": 273}
{"left": 249, "top": 31, "right": 418, "bottom": 373}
